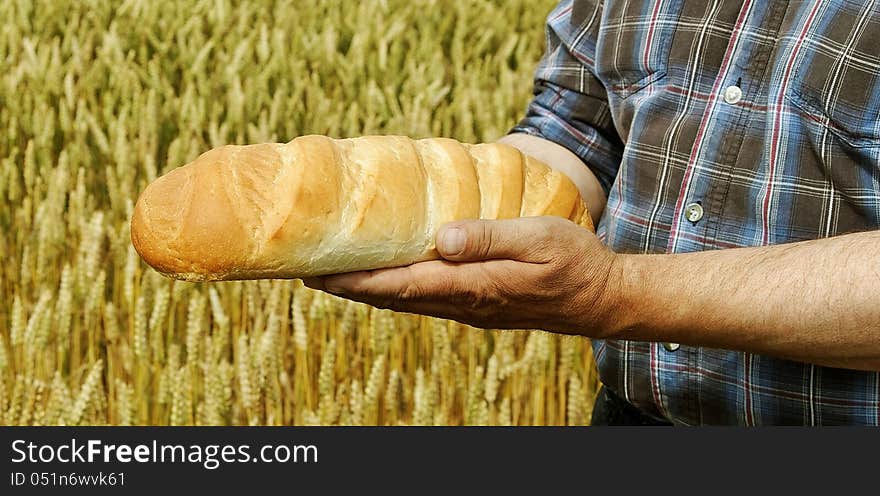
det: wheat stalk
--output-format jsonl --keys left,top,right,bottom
{"left": 0, "top": 0, "right": 599, "bottom": 426}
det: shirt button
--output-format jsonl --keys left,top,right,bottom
{"left": 723, "top": 85, "right": 743, "bottom": 105}
{"left": 684, "top": 202, "right": 704, "bottom": 223}
{"left": 663, "top": 342, "right": 680, "bottom": 352}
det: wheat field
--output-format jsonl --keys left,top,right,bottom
{"left": 0, "top": 0, "right": 600, "bottom": 426}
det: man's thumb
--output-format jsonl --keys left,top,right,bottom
{"left": 435, "top": 218, "right": 548, "bottom": 262}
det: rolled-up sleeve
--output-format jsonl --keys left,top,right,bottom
{"left": 510, "top": 0, "right": 623, "bottom": 195}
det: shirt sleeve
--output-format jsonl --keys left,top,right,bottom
{"left": 510, "top": 0, "right": 623, "bottom": 195}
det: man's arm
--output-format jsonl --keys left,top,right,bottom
{"left": 615, "top": 230, "right": 880, "bottom": 371}
{"left": 503, "top": 1, "right": 622, "bottom": 227}
{"left": 498, "top": 133, "right": 607, "bottom": 227}
{"left": 496, "top": 134, "right": 880, "bottom": 370}
{"left": 306, "top": 216, "right": 880, "bottom": 372}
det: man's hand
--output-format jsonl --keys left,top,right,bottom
{"left": 304, "top": 216, "right": 622, "bottom": 337}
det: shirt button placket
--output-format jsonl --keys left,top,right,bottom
{"left": 667, "top": 203, "right": 703, "bottom": 352}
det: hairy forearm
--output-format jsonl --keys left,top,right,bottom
{"left": 497, "top": 133, "right": 607, "bottom": 226}
{"left": 612, "top": 230, "right": 880, "bottom": 370}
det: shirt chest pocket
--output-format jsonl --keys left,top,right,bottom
{"left": 592, "top": 0, "right": 685, "bottom": 99}
{"left": 784, "top": 5, "right": 880, "bottom": 149}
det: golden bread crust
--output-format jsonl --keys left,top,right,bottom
{"left": 131, "top": 136, "right": 594, "bottom": 281}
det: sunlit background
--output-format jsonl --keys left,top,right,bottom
{"left": 0, "top": 0, "right": 599, "bottom": 425}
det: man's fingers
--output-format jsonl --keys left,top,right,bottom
{"left": 316, "top": 267, "right": 510, "bottom": 328}
{"left": 321, "top": 261, "right": 462, "bottom": 300}
{"left": 301, "top": 277, "right": 325, "bottom": 290}
{"left": 435, "top": 217, "right": 567, "bottom": 263}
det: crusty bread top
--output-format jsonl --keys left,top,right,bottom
{"left": 131, "top": 136, "right": 593, "bottom": 281}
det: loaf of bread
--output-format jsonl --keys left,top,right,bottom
{"left": 131, "top": 135, "right": 593, "bottom": 281}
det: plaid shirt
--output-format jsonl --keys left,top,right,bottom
{"left": 512, "top": 0, "right": 880, "bottom": 425}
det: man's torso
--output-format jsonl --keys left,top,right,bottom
{"left": 541, "top": 0, "right": 880, "bottom": 425}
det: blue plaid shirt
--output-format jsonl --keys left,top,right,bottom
{"left": 512, "top": 0, "right": 880, "bottom": 425}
